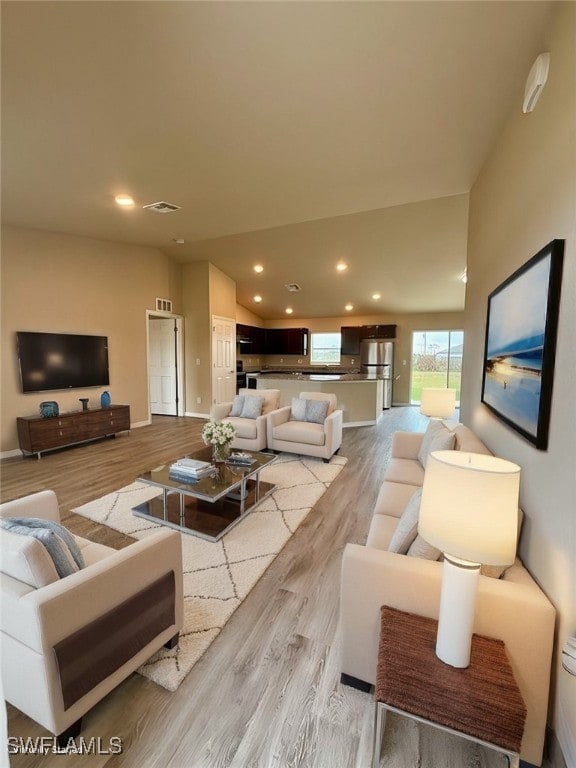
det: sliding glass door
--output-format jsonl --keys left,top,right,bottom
{"left": 410, "top": 330, "right": 463, "bottom": 404}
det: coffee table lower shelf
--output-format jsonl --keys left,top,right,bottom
{"left": 133, "top": 478, "right": 275, "bottom": 541}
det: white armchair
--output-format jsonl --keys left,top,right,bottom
{"left": 210, "top": 388, "right": 280, "bottom": 451}
{"left": 0, "top": 490, "right": 183, "bottom": 743}
{"left": 266, "top": 391, "right": 343, "bottom": 462}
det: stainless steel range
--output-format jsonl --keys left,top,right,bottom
{"left": 236, "top": 360, "right": 246, "bottom": 392}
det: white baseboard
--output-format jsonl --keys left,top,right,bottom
{"left": 556, "top": 697, "right": 574, "bottom": 768}
{"left": 0, "top": 448, "right": 23, "bottom": 460}
{"left": 131, "top": 420, "right": 150, "bottom": 429}
{"left": 185, "top": 411, "right": 210, "bottom": 419}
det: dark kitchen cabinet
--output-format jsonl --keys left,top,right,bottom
{"left": 236, "top": 325, "right": 308, "bottom": 355}
{"left": 340, "top": 326, "right": 362, "bottom": 355}
{"left": 360, "top": 324, "right": 397, "bottom": 340}
{"left": 341, "top": 324, "right": 397, "bottom": 354}
{"left": 265, "top": 328, "right": 308, "bottom": 355}
{"left": 236, "top": 324, "right": 266, "bottom": 353}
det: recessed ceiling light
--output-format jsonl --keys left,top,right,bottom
{"left": 345, "top": 303, "right": 354, "bottom": 311}
{"left": 173, "top": 238, "right": 185, "bottom": 244}
{"left": 254, "top": 295, "right": 262, "bottom": 303}
{"left": 115, "top": 194, "right": 135, "bottom": 207}
{"left": 336, "top": 262, "right": 348, "bottom": 272}
{"left": 254, "top": 264, "right": 264, "bottom": 273}
{"left": 285, "top": 307, "right": 293, "bottom": 315}
{"left": 372, "top": 293, "right": 381, "bottom": 300}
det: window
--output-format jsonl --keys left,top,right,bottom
{"left": 310, "top": 332, "right": 341, "bottom": 365}
{"left": 410, "top": 330, "right": 464, "bottom": 404}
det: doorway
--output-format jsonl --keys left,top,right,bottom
{"left": 147, "top": 312, "right": 184, "bottom": 417}
{"left": 410, "top": 330, "right": 463, "bottom": 405}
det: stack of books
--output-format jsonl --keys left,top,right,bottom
{"left": 227, "top": 452, "right": 256, "bottom": 466}
{"left": 169, "top": 458, "right": 214, "bottom": 482}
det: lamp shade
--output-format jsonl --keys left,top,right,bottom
{"left": 419, "top": 451, "right": 520, "bottom": 565}
{"left": 420, "top": 388, "right": 456, "bottom": 419}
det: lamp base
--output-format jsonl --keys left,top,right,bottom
{"left": 436, "top": 555, "right": 480, "bottom": 668}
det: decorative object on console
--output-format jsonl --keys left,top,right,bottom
{"left": 39, "top": 401, "right": 59, "bottom": 419}
{"left": 79, "top": 398, "right": 89, "bottom": 411}
{"left": 202, "top": 420, "right": 236, "bottom": 463}
{"left": 419, "top": 388, "right": 456, "bottom": 419}
{"left": 100, "top": 391, "right": 111, "bottom": 408}
{"left": 481, "top": 239, "right": 564, "bottom": 450}
{"left": 418, "top": 450, "right": 520, "bottom": 668}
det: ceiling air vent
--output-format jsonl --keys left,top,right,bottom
{"left": 285, "top": 283, "right": 302, "bottom": 293}
{"left": 142, "top": 201, "right": 181, "bottom": 214}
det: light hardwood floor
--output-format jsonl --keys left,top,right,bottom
{"left": 1, "top": 409, "right": 545, "bottom": 767}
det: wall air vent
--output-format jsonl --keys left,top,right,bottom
{"left": 285, "top": 283, "right": 302, "bottom": 293}
{"left": 142, "top": 201, "right": 181, "bottom": 214}
{"left": 155, "top": 298, "right": 173, "bottom": 312}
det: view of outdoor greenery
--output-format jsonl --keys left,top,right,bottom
{"left": 310, "top": 332, "right": 341, "bottom": 364}
{"left": 411, "top": 330, "right": 463, "bottom": 403}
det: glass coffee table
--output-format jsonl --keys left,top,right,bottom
{"left": 133, "top": 448, "right": 277, "bottom": 541}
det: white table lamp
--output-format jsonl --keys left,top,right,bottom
{"left": 420, "top": 388, "right": 456, "bottom": 419}
{"left": 418, "top": 450, "right": 520, "bottom": 668}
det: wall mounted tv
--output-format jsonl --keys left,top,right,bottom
{"left": 17, "top": 332, "right": 110, "bottom": 393}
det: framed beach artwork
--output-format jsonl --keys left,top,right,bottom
{"left": 481, "top": 239, "right": 564, "bottom": 450}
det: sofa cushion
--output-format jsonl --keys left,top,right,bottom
{"left": 304, "top": 398, "right": 329, "bottom": 424}
{"left": 229, "top": 395, "right": 245, "bottom": 417}
{"left": 366, "top": 514, "right": 399, "bottom": 550}
{"left": 0, "top": 529, "right": 60, "bottom": 588}
{"left": 384, "top": 458, "right": 425, "bottom": 487}
{"left": 238, "top": 388, "right": 280, "bottom": 415}
{"left": 418, "top": 421, "right": 455, "bottom": 468}
{"left": 227, "top": 416, "right": 258, "bottom": 439}
{"left": 407, "top": 534, "right": 442, "bottom": 561}
{"left": 373, "top": 481, "right": 420, "bottom": 520}
{"left": 290, "top": 397, "right": 329, "bottom": 424}
{"left": 272, "top": 420, "right": 325, "bottom": 446}
{"left": 299, "top": 391, "right": 336, "bottom": 416}
{"left": 1, "top": 516, "right": 85, "bottom": 577}
{"left": 291, "top": 397, "right": 307, "bottom": 422}
{"left": 240, "top": 395, "right": 264, "bottom": 419}
{"left": 452, "top": 424, "right": 492, "bottom": 455}
{"left": 387, "top": 489, "right": 422, "bottom": 554}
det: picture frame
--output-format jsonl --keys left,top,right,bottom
{"left": 481, "top": 239, "right": 564, "bottom": 450}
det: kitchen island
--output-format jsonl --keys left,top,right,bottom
{"left": 253, "top": 372, "right": 385, "bottom": 427}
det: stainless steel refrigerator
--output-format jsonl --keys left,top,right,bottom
{"left": 360, "top": 339, "right": 394, "bottom": 409}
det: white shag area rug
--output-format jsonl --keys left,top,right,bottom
{"left": 72, "top": 453, "right": 347, "bottom": 692}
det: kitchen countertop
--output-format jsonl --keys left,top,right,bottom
{"left": 255, "top": 371, "right": 387, "bottom": 381}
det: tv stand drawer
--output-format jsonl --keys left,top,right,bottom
{"left": 17, "top": 405, "right": 131, "bottom": 458}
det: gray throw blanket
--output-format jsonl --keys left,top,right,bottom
{"left": 1, "top": 517, "right": 85, "bottom": 578}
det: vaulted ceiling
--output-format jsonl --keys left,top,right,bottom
{"left": 1, "top": 1, "right": 552, "bottom": 318}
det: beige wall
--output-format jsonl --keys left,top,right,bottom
{"left": 461, "top": 3, "right": 576, "bottom": 760}
{"left": 237, "top": 310, "right": 464, "bottom": 403}
{"left": 0, "top": 226, "right": 181, "bottom": 452}
{"left": 182, "top": 262, "right": 236, "bottom": 415}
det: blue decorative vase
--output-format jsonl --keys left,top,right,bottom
{"left": 100, "top": 391, "right": 111, "bottom": 409}
{"left": 40, "top": 401, "right": 59, "bottom": 418}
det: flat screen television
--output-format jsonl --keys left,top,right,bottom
{"left": 17, "top": 331, "right": 110, "bottom": 393}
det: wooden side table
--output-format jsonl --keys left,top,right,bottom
{"left": 373, "top": 607, "right": 526, "bottom": 768}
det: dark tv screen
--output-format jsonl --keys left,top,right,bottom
{"left": 17, "top": 332, "right": 110, "bottom": 393}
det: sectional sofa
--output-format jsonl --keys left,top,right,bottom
{"left": 339, "top": 421, "right": 556, "bottom": 766}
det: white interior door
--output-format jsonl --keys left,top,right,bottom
{"left": 212, "top": 315, "right": 236, "bottom": 405}
{"left": 149, "top": 317, "right": 178, "bottom": 415}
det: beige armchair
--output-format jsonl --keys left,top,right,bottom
{"left": 266, "top": 391, "right": 343, "bottom": 461}
{"left": 210, "top": 388, "right": 280, "bottom": 451}
{"left": 0, "top": 490, "right": 183, "bottom": 744}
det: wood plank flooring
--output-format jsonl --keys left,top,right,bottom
{"left": 1, "top": 409, "right": 546, "bottom": 767}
